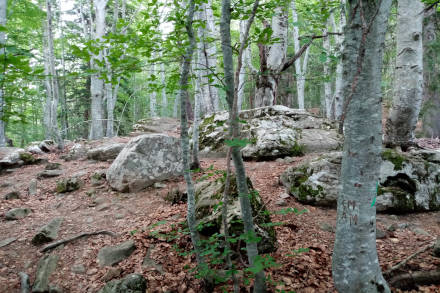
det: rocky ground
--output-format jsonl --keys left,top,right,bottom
{"left": 0, "top": 139, "right": 440, "bottom": 292}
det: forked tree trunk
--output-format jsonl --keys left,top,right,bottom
{"left": 332, "top": 0, "right": 392, "bottom": 292}
{"left": 384, "top": 0, "right": 424, "bottom": 148}
{"left": 0, "top": 0, "right": 6, "bottom": 146}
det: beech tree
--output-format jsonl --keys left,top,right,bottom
{"left": 332, "top": 0, "right": 392, "bottom": 292}
{"left": 384, "top": 0, "right": 424, "bottom": 148}
{"left": 0, "top": 0, "right": 6, "bottom": 146}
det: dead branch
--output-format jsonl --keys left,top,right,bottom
{"left": 40, "top": 230, "right": 117, "bottom": 253}
{"left": 384, "top": 242, "right": 435, "bottom": 276}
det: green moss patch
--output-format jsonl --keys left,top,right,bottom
{"left": 381, "top": 149, "right": 407, "bottom": 170}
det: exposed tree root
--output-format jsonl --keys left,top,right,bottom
{"left": 40, "top": 230, "right": 117, "bottom": 252}
{"left": 389, "top": 270, "right": 440, "bottom": 290}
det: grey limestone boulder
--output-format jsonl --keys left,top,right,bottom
{"left": 97, "top": 240, "right": 136, "bottom": 267}
{"left": 87, "top": 143, "right": 126, "bottom": 161}
{"left": 97, "top": 274, "right": 147, "bottom": 293}
{"left": 280, "top": 149, "right": 440, "bottom": 213}
{"left": 107, "top": 134, "right": 183, "bottom": 192}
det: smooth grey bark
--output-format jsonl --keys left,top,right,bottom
{"left": 332, "top": 0, "right": 346, "bottom": 120}
{"left": 43, "top": 0, "right": 63, "bottom": 149}
{"left": 332, "top": 1, "right": 392, "bottom": 292}
{"left": 191, "top": 62, "right": 201, "bottom": 169}
{"left": 384, "top": 0, "right": 424, "bottom": 148}
{"left": 323, "top": 16, "right": 332, "bottom": 118}
{"left": 291, "top": 0, "right": 309, "bottom": 110}
{"left": 220, "top": 0, "right": 266, "bottom": 291}
{"left": 422, "top": 6, "right": 440, "bottom": 137}
{"left": 254, "top": 2, "right": 288, "bottom": 108}
{"left": 179, "top": 0, "right": 205, "bottom": 276}
{"left": 237, "top": 20, "right": 248, "bottom": 111}
{"left": 160, "top": 56, "right": 167, "bottom": 116}
{"left": 0, "top": 0, "right": 5, "bottom": 147}
{"left": 89, "top": 0, "right": 108, "bottom": 139}
{"left": 149, "top": 60, "right": 158, "bottom": 117}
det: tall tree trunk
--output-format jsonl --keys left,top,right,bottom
{"left": 89, "top": 0, "right": 108, "bottom": 139}
{"left": 291, "top": 0, "right": 307, "bottom": 109}
{"left": 179, "top": 0, "right": 206, "bottom": 283}
{"left": 191, "top": 62, "right": 201, "bottom": 170}
{"left": 57, "top": 0, "right": 68, "bottom": 139}
{"left": 422, "top": 6, "right": 440, "bottom": 137}
{"left": 45, "top": 0, "right": 63, "bottom": 149}
{"left": 332, "top": 0, "right": 346, "bottom": 120}
{"left": 0, "top": 0, "right": 6, "bottom": 146}
{"left": 332, "top": 1, "right": 392, "bottom": 292}
{"left": 237, "top": 20, "right": 248, "bottom": 111}
{"left": 323, "top": 15, "right": 332, "bottom": 118}
{"left": 384, "top": 0, "right": 424, "bottom": 148}
{"left": 149, "top": 61, "right": 157, "bottom": 117}
{"left": 220, "top": 0, "right": 266, "bottom": 290}
{"left": 161, "top": 57, "right": 167, "bottom": 116}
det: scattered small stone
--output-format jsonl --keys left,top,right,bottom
{"left": 433, "top": 238, "right": 440, "bottom": 258}
{"left": 32, "top": 254, "right": 59, "bottom": 293}
{"left": 165, "top": 188, "right": 187, "bottom": 204}
{"left": 275, "top": 199, "right": 287, "bottom": 206}
{"left": 412, "top": 227, "right": 430, "bottom": 236}
{"left": 97, "top": 203, "right": 111, "bottom": 212}
{"left": 71, "top": 264, "right": 86, "bottom": 275}
{"left": 48, "top": 284, "right": 63, "bottom": 293}
{"left": 97, "top": 240, "right": 136, "bottom": 267}
{"left": 91, "top": 172, "right": 105, "bottom": 186}
{"left": 5, "top": 169, "right": 14, "bottom": 173}
{"left": 386, "top": 223, "right": 397, "bottom": 232}
{"left": 45, "top": 162, "right": 61, "bottom": 170}
{"left": 275, "top": 158, "right": 285, "bottom": 163}
{"left": 0, "top": 237, "right": 17, "bottom": 248}
{"left": 319, "top": 222, "right": 335, "bottom": 233}
{"left": 376, "top": 229, "right": 387, "bottom": 239}
{"left": 4, "top": 191, "right": 20, "bottom": 200}
{"left": 0, "top": 181, "right": 11, "bottom": 188}
{"left": 29, "top": 179, "right": 38, "bottom": 196}
{"left": 86, "top": 217, "right": 94, "bottom": 224}
{"left": 37, "top": 170, "right": 63, "bottom": 179}
{"left": 389, "top": 215, "right": 398, "bottom": 221}
{"left": 97, "top": 273, "right": 147, "bottom": 293}
{"left": 56, "top": 176, "right": 84, "bottom": 193}
{"left": 26, "top": 145, "right": 43, "bottom": 154}
{"left": 103, "top": 267, "right": 123, "bottom": 282}
{"left": 87, "top": 268, "right": 98, "bottom": 276}
{"left": 398, "top": 223, "right": 410, "bottom": 229}
{"left": 142, "top": 246, "right": 163, "bottom": 273}
{"left": 32, "top": 218, "right": 63, "bottom": 245}
{"left": 5, "top": 208, "right": 31, "bottom": 220}
{"left": 153, "top": 182, "right": 166, "bottom": 189}
{"left": 39, "top": 141, "right": 52, "bottom": 153}
{"left": 279, "top": 193, "right": 290, "bottom": 199}
{"left": 285, "top": 157, "right": 295, "bottom": 163}
{"left": 115, "top": 214, "right": 125, "bottom": 220}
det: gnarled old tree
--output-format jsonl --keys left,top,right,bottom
{"left": 0, "top": 0, "right": 6, "bottom": 146}
{"left": 332, "top": 0, "right": 392, "bottom": 292}
{"left": 384, "top": 0, "right": 424, "bottom": 148}
{"left": 89, "top": 0, "right": 108, "bottom": 140}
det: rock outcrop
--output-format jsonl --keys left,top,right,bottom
{"left": 195, "top": 176, "right": 277, "bottom": 253}
{"left": 0, "top": 147, "right": 39, "bottom": 172}
{"left": 107, "top": 134, "right": 183, "bottom": 192}
{"left": 196, "top": 105, "right": 342, "bottom": 160}
{"left": 32, "top": 254, "right": 59, "bottom": 293}
{"left": 132, "top": 117, "right": 179, "bottom": 135}
{"left": 5, "top": 208, "right": 31, "bottom": 220}
{"left": 280, "top": 149, "right": 440, "bottom": 213}
{"left": 32, "top": 218, "right": 63, "bottom": 245}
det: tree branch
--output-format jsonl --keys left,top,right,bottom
{"left": 40, "top": 230, "right": 117, "bottom": 252}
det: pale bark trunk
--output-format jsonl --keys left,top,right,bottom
{"left": 0, "top": 0, "right": 6, "bottom": 146}
{"left": 220, "top": 0, "right": 265, "bottom": 290}
{"left": 149, "top": 60, "right": 157, "bottom": 117}
{"left": 179, "top": 0, "right": 205, "bottom": 276}
{"left": 254, "top": 3, "right": 288, "bottom": 108}
{"left": 291, "top": 0, "right": 305, "bottom": 109}
{"left": 333, "top": 0, "right": 346, "bottom": 120}
{"left": 332, "top": 1, "right": 392, "bottom": 292}
{"left": 44, "top": 0, "right": 63, "bottom": 149}
{"left": 202, "top": 0, "right": 219, "bottom": 112}
{"left": 384, "top": 0, "right": 424, "bottom": 148}
{"left": 422, "top": 7, "right": 440, "bottom": 137}
{"left": 89, "top": 0, "right": 108, "bottom": 140}
{"left": 323, "top": 16, "right": 332, "bottom": 118}
{"left": 192, "top": 63, "right": 201, "bottom": 169}
{"left": 161, "top": 59, "right": 167, "bottom": 116}
{"left": 237, "top": 20, "right": 247, "bottom": 111}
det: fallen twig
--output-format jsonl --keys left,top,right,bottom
{"left": 384, "top": 242, "right": 435, "bottom": 276}
{"left": 40, "top": 230, "right": 117, "bottom": 253}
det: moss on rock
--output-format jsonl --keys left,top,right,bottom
{"left": 381, "top": 149, "right": 407, "bottom": 170}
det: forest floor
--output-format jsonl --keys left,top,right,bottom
{"left": 0, "top": 138, "right": 440, "bottom": 293}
